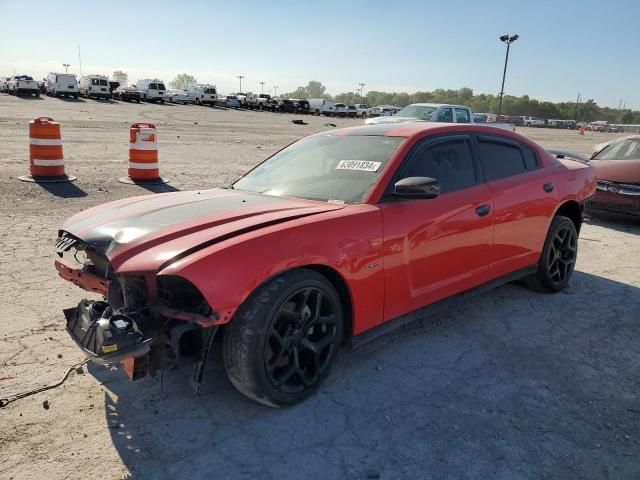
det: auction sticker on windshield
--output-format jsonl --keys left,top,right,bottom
{"left": 335, "top": 160, "right": 382, "bottom": 172}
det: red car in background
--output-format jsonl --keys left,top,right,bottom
{"left": 589, "top": 135, "right": 640, "bottom": 217}
{"left": 55, "top": 123, "right": 596, "bottom": 407}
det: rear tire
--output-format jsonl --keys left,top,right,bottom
{"left": 223, "top": 269, "right": 343, "bottom": 407}
{"left": 524, "top": 215, "right": 578, "bottom": 293}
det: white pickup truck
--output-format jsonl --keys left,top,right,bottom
{"left": 365, "top": 103, "right": 516, "bottom": 131}
{"left": 246, "top": 93, "right": 272, "bottom": 110}
{"left": 8, "top": 75, "right": 40, "bottom": 97}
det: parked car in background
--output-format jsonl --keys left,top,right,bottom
{"left": 309, "top": 98, "right": 335, "bottom": 116}
{"left": 366, "top": 103, "right": 473, "bottom": 125}
{"left": 292, "top": 99, "right": 310, "bottom": 114}
{"left": 588, "top": 135, "right": 640, "bottom": 217}
{"left": 7, "top": 75, "right": 40, "bottom": 96}
{"left": 55, "top": 122, "right": 595, "bottom": 407}
{"left": 521, "top": 116, "right": 545, "bottom": 127}
{"left": 235, "top": 92, "right": 248, "bottom": 108}
{"left": 473, "top": 112, "right": 497, "bottom": 123}
{"left": 186, "top": 84, "right": 216, "bottom": 106}
{"left": 222, "top": 95, "right": 240, "bottom": 108}
{"left": 0, "top": 77, "right": 11, "bottom": 93}
{"left": 346, "top": 105, "right": 358, "bottom": 118}
{"left": 108, "top": 81, "right": 120, "bottom": 94}
{"left": 246, "top": 93, "right": 272, "bottom": 110}
{"left": 136, "top": 79, "right": 166, "bottom": 103}
{"left": 333, "top": 103, "right": 348, "bottom": 117}
{"left": 353, "top": 104, "right": 370, "bottom": 118}
{"left": 588, "top": 121, "right": 610, "bottom": 132}
{"left": 275, "top": 98, "right": 296, "bottom": 113}
{"left": 113, "top": 86, "right": 142, "bottom": 103}
{"left": 609, "top": 124, "right": 624, "bottom": 133}
{"left": 46, "top": 72, "right": 79, "bottom": 99}
{"left": 165, "top": 89, "right": 190, "bottom": 104}
{"left": 79, "top": 75, "right": 111, "bottom": 100}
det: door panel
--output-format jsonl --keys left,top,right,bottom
{"left": 381, "top": 186, "right": 493, "bottom": 320}
{"left": 476, "top": 136, "right": 558, "bottom": 279}
{"left": 380, "top": 135, "right": 493, "bottom": 322}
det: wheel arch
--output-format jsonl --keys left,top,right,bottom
{"left": 236, "top": 264, "right": 354, "bottom": 344}
{"left": 553, "top": 199, "right": 584, "bottom": 234}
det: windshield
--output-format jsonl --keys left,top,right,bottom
{"left": 594, "top": 139, "right": 640, "bottom": 161}
{"left": 233, "top": 135, "right": 404, "bottom": 204}
{"left": 204, "top": 87, "right": 216, "bottom": 94}
{"left": 396, "top": 105, "right": 438, "bottom": 119}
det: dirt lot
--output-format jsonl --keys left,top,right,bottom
{"left": 0, "top": 94, "right": 638, "bottom": 480}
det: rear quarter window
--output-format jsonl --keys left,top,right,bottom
{"left": 477, "top": 139, "right": 527, "bottom": 181}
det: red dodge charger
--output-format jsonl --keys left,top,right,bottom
{"left": 55, "top": 123, "right": 596, "bottom": 406}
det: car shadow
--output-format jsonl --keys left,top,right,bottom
{"left": 135, "top": 182, "right": 181, "bottom": 194}
{"left": 35, "top": 180, "right": 87, "bottom": 198}
{"left": 16, "top": 95, "right": 44, "bottom": 100}
{"left": 90, "top": 270, "right": 640, "bottom": 479}
{"left": 585, "top": 211, "right": 639, "bottom": 235}
{"left": 56, "top": 96, "right": 85, "bottom": 103}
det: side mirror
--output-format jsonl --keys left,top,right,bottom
{"left": 393, "top": 177, "right": 440, "bottom": 199}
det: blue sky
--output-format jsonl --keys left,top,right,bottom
{"left": 0, "top": 0, "right": 638, "bottom": 108}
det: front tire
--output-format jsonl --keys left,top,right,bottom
{"left": 524, "top": 215, "right": 578, "bottom": 292}
{"left": 223, "top": 269, "right": 343, "bottom": 407}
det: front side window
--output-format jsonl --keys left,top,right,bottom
{"left": 477, "top": 138, "right": 528, "bottom": 181}
{"left": 455, "top": 108, "right": 471, "bottom": 123}
{"left": 594, "top": 139, "right": 640, "bottom": 161}
{"left": 401, "top": 138, "right": 477, "bottom": 193}
{"left": 91, "top": 78, "right": 100, "bottom": 85}
{"left": 234, "top": 135, "right": 404, "bottom": 204}
{"left": 435, "top": 108, "right": 453, "bottom": 122}
{"left": 149, "top": 83, "right": 157, "bottom": 89}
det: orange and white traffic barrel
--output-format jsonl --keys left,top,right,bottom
{"left": 18, "top": 117, "right": 75, "bottom": 182}
{"left": 119, "top": 123, "right": 166, "bottom": 184}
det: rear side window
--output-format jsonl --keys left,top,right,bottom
{"left": 158, "top": 84, "right": 166, "bottom": 90}
{"left": 149, "top": 83, "right": 157, "bottom": 89}
{"left": 477, "top": 138, "right": 527, "bottom": 181}
{"left": 402, "top": 138, "right": 477, "bottom": 193}
{"left": 435, "top": 108, "right": 453, "bottom": 122}
{"left": 455, "top": 109, "right": 471, "bottom": 123}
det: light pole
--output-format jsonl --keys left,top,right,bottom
{"left": 273, "top": 85, "right": 278, "bottom": 97}
{"left": 63, "top": 63, "right": 70, "bottom": 73}
{"left": 358, "top": 82, "right": 365, "bottom": 102}
{"left": 237, "top": 75, "right": 245, "bottom": 93}
{"left": 496, "top": 34, "right": 519, "bottom": 121}
{"left": 260, "top": 81, "right": 265, "bottom": 94}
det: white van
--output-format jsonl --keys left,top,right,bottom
{"left": 79, "top": 75, "right": 111, "bottom": 99}
{"left": 308, "top": 98, "right": 335, "bottom": 116}
{"left": 136, "top": 79, "right": 167, "bottom": 103}
{"left": 46, "top": 73, "right": 79, "bottom": 99}
{"left": 186, "top": 84, "right": 217, "bottom": 106}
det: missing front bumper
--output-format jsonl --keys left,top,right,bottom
{"left": 64, "top": 299, "right": 151, "bottom": 363}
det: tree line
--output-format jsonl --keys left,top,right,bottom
{"left": 285, "top": 81, "right": 640, "bottom": 124}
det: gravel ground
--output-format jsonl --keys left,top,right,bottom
{"left": 0, "top": 94, "right": 638, "bottom": 480}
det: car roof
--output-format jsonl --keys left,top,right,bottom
{"left": 406, "top": 103, "right": 469, "bottom": 108}
{"left": 317, "top": 122, "right": 533, "bottom": 142}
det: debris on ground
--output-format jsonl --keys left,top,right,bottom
{"left": 324, "top": 123, "right": 337, "bottom": 127}
{"left": 291, "top": 119, "right": 308, "bottom": 125}
{"left": 42, "top": 400, "right": 50, "bottom": 410}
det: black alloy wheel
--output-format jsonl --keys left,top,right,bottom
{"left": 223, "top": 269, "right": 343, "bottom": 407}
{"left": 546, "top": 223, "right": 577, "bottom": 288}
{"left": 264, "top": 286, "right": 339, "bottom": 394}
{"left": 524, "top": 215, "right": 578, "bottom": 292}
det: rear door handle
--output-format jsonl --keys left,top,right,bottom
{"left": 476, "top": 204, "right": 491, "bottom": 217}
{"left": 543, "top": 182, "right": 554, "bottom": 193}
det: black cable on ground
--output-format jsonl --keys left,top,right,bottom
{"left": 0, "top": 358, "right": 90, "bottom": 408}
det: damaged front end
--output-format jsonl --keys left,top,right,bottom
{"left": 55, "top": 231, "right": 223, "bottom": 383}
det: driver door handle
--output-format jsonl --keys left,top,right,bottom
{"left": 475, "top": 204, "right": 491, "bottom": 217}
